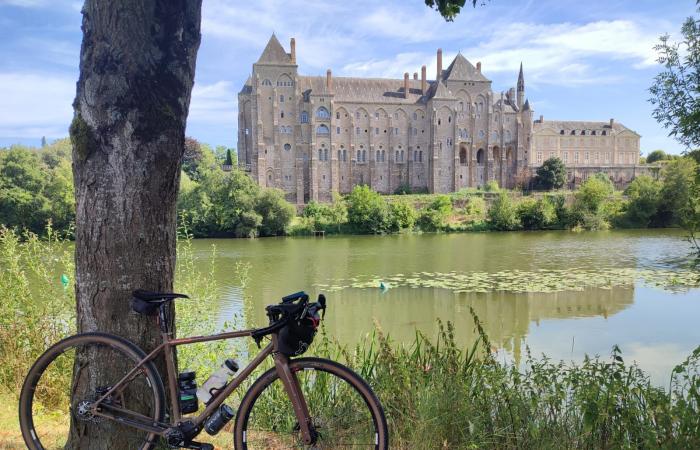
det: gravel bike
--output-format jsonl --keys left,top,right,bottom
{"left": 19, "top": 290, "right": 388, "bottom": 449}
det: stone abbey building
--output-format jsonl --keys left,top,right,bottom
{"left": 238, "top": 35, "right": 645, "bottom": 204}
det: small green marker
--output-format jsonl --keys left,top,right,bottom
{"left": 60, "top": 274, "right": 69, "bottom": 288}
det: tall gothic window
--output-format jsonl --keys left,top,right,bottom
{"left": 300, "top": 111, "right": 309, "bottom": 123}
{"left": 316, "top": 106, "right": 330, "bottom": 119}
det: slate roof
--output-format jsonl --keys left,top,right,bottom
{"left": 442, "top": 53, "right": 489, "bottom": 82}
{"left": 297, "top": 76, "right": 428, "bottom": 104}
{"left": 534, "top": 120, "right": 639, "bottom": 136}
{"left": 256, "top": 34, "right": 292, "bottom": 65}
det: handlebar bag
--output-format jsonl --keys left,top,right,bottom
{"left": 278, "top": 310, "right": 320, "bottom": 356}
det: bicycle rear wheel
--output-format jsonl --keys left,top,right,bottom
{"left": 234, "top": 357, "right": 388, "bottom": 449}
{"left": 19, "top": 332, "right": 166, "bottom": 450}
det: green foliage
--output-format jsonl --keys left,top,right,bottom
{"left": 535, "top": 157, "right": 567, "bottom": 190}
{"left": 646, "top": 149, "right": 668, "bottom": 164}
{"left": 417, "top": 195, "right": 453, "bottom": 231}
{"left": 570, "top": 174, "right": 616, "bottom": 230}
{"left": 517, "top": 197, "right": 557, "bottom": 230}
{"left": 621, "top": 176, "right": 662, "bottom": 227}
{"left": 225, "top": 148, "right": 233, "bottom": 166}
{"left": 0, "top": 141, "right": 75, "bottom": 234}
{"left": 346, "top": 185, "right": 391, "bottom": 234}
{"left": 424, "top": 0, "right": 481, "bottom": 21}
{"left": 655, "top": 158, "right": 699, "bottom": 227}
{"left": 649, "top": 4, "right": 700, "bottom": 148}
{"left": 178, "top": 166, "right": 295, "bottom": 238}
{"left": 483, "top": 179, "right": 500, "bottom": 192}
{"left": 487, "top": 192, "right": 520, "bottom": 230}
{"left": 393, "top": 182, "right": 412, "bottom": 195}
{"left": 388, "top": 201, "right": 417, "bottom": 231}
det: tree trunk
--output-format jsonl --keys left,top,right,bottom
{"left": 68, "top": 1, "right": 201, "bottom": 448}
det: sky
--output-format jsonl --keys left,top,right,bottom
{"left": 0, "top": 0, "right": 696, "bottom": 155}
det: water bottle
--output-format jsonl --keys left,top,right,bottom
{"left": 197, "top": 358, "right": 239, "bottom": 405}
{"left": 204, "top": 403, "right": 235, "bottom": 435}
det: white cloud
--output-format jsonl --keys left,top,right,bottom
{"left": 189, "top": 80, "right": 238, "bottom": 126}
{"left": 0, "top": 72, "right": 74, "bottom": 139}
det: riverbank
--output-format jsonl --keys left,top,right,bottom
{"left": 2, "top": 227, "right": 699, "bottom": 448}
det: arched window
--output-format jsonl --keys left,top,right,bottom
{"left": 560, "top": 130, "right": 565, "bottom": 134}
{"left": 355, "top": 111, "right": 360, "bottom": 119}
{"left": 581, "top": 130, "right": 586, "bottom": 135}
{"left": 479, "top": 130, "right": 485, "bottom": 138}
{"left": 476, "top": 148, "right": 485, "bottom": 164}
{"left": 318, "top": 149, "right": 323, "bottom": 160}
{"left": 376, "top": 150, "right": 380, "bottom": 161}
{"left": 448, "top": 115, "right": 451, "bottom": 123}
{"left": 338, "top": 150, "right": 342, "bottom": 160}
{"left": 301, "top": 111, "right": 309, "bottom": 123}
{"left": 356, "top": 127, "right": 360, "bottom": 135}
{"left": 381, "top": 150, "right": 386, "bottom": 162}
{"left": 316, "top": 107, "right": 330, "bottom": 119}
{"left": 316, "top": 124, "right": 329, "bottom": 134}
{"left": 343, "top": 149, "right": 347, "bottom": 161}
{"left": 324, "top": 149, "right": 328, "bottom": 161}
{"left": 413, "top": 112, "right": 418, "bottom": 120}
{"left": 459, "top": 148, "right": 467, "bottom": 166}
{"left": 395, "top": 150, "right": 399, "bottom": 161}
{"left": 357, "top": 150, "right": 361, "bottom": 161}
{"left": 262, "top": 79, "right": 272, "bottom": 86}
{"left": 414, "top": 150, "right": 418, "bottom": 161}
{"left": 362, "top": 150, "right": 367, "bottom": 162}
{"left": 336, "top": 112, "right": 340, "bottom": 119}
{"left": 602, "top": 130, "right": 607, "bottom": 135}
{"left": 419, "top": 151, "right": 423, "bottom": 162}
{"left": 400, "top": 150, "right": 404, "bottom": 161}
{"left": 284, "top": 143, "right": 291, "bottom": 151}
{"left": 438, "top": 118, "right": 441, "bottom": 126}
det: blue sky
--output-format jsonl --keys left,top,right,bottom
{"left": 0, "top": 0, "right": 695, "bottom": 154}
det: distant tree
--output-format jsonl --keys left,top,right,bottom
{"left": 255, "top": 188, "right": 295, "bottom": 236}
{"left": 424, "top": 0, "right": 484, "bottom": 21}
{"left": 622, "top": 175, "right": 662, "bottom": 227}
{"left": 346, "top": 185, "right": 390, "bottom": 234}
{"left": 487, "top": 192, "right": 520, "bottom": 231}
{"left": 517, "top": 197, "right": 557, "bottom": 230}
{"left": 225, "top": 148, "right": 233, "bottom": 166}
{"left": 389, "top": 201, "right": 417, "bottom": 231}
{"left": 646, "top": 150, "right": 668, "bottom": 164}
{"left": 41, "top": 136, "right": 47, "bottom": 147}
{"left": 535, "top": 157, "right": 567, "bottom": 190}
{"left": 655, "top": 157, "right": 698, "bottom": 227}
{"left": 649, "top": 3, "right": 700, "bottom": 148}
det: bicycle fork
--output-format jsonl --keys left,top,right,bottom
{"left": 272, "top": 337, "right": 315, "bottom": 445}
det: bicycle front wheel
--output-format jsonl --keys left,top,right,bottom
{"left": 19, "top": 332, "right": 166, "bottom": 450}
{"left": 234, "top": 357, "right": 388, "bottom": 449}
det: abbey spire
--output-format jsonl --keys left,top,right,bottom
{"left": 517, "top": 62, "right": 525, "bottom": 108}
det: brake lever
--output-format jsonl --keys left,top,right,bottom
{"left": 318, "top": 294, "right": 326, "bottom": 319}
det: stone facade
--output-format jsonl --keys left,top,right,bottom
{"left": 238, "top": 35, "right": 644, "bottom": 204}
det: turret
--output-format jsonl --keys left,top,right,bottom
{"left": 517, "top": 62, "right": 525, "bottom": 109}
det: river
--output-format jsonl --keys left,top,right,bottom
{"left": 190, "top": 229, "right": 699, "bottom": 384}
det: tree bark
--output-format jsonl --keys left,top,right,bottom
{"left": 68, "top": 1, "right": 201, "bottom": 448}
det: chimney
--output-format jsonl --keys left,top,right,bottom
{"left": 421, "top": 65, "right": 427, "bottom": 94}
{"left": 609, "top": 118, "right": 614, "bottom": 127}
{"left": 290, "top": 38, "right": 296, "bottom": 64}
{"left": 539, "top": 115, "right": 544, "bottom": 123}
{"left": 436, "top": 48, "right": 443, "bottom": 80}
{"left": 404, "top": 72, "right": 409, "bottom": 99}
{"left": 476, "top": 61, "right": 481, "bottom": 73}
{"left": 413, "top": 72, "right": 418, "bottom": 80}
{"left": 326, "top": 69, "right": 332, "bottom": 91}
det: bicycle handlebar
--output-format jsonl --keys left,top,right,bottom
{"left": 250, "top": 291, "right": 326, "bottom": 345}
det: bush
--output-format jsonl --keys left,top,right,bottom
{"left": 346, "top": 185, "right": 390, "bottom": 234}
{"left": 417, "top": 195, "right": 452, "bottom": 232}
{"left": 483, "top": 180, "right": 500, "bottom": 192}
{"left": 487, "top": 192, "right": 520, "bottom": 230}
{"left": 388, "top": 201, "right": 417, "bottom": 231}
{"left": 535, "top": 157, "right": 567, "bottom": 190}
{"left": 255, "top": 189, "right": 295, "bottom": 236}
{"left": 646, "top": 149, "right": 667, "bottom": 164}
{"left": 621, "top": 175, "right": 662, "bottom": 227}
{"left": 517, "top": 197, "right": 557, "bottom": 230}
{"left": 569, "top": 174, "right": 616, "bottom": 230}
{"left": 654, "top": 158, "right": 698, "bottom": 227}
{"left": 465, "top": 197, "right": 486, "bottom": 216}
{"left": 393, "top": 183, "right": 412, "bottom": 195}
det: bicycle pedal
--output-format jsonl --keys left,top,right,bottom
{"left": 183, "top": 442, "right": 213, "bottom": 450}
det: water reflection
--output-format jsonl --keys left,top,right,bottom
{"left": 196, "top": 230, "right": 699, "bottom": 382}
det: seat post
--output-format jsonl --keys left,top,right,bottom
{"left": 157, "top": 302, "right": 172, "bottom": 336}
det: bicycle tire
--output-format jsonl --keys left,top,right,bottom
{"left": 234, "top": 357, "right": 388, "bottom": 449}
{"left": 19, "top": 332, "right": 166, "bottom": 450}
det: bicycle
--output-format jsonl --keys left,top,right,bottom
{"left": 19, "top": 290, "right": 388, "bottom": 449}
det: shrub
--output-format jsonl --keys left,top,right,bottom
{"left": 487, "top": 192, "right": 520, "bottom": 230}
{"left": 517, "top": 197, "right": 557, "bottom": 230}
{"left": 646, "top": 149, "right": 667, "bottom": 164}
{"left": 346, "top": 185, "right": 390, "bottom": 234}
{"left": 535, "top": 157, "right": 567, "bottom": 190}
{"left": 654, "top": 158, "right": 698, "bottom": 227}
{"left": 417, "top": 195, "right": 452, "bottom": 232}
{"left": 388, "top": 201, "right": 417, "bottom": 231}
{"left": 569, "top": 174, "right": 616, "bottom": 229}
{"left": 483, "top": 180, "right": 500, "bottom": 192}
{"left": 255, "top": 189, "right": 295, "bottom": 236}
{"left": 620, "top": 175, "right": 662, "bottom": 227}
{"left": 465, "top": 197, "right": 486, "bottom": 216}
{"left": 393, "top": 183, "right": 412, "bottom": 195}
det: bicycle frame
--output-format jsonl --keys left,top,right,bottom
{"left": 90, "top": 307, "right": 315, "bottom": 444}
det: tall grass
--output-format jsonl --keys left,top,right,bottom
{"left": 1, "top": 227, "right": 699, "bottom": 448}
